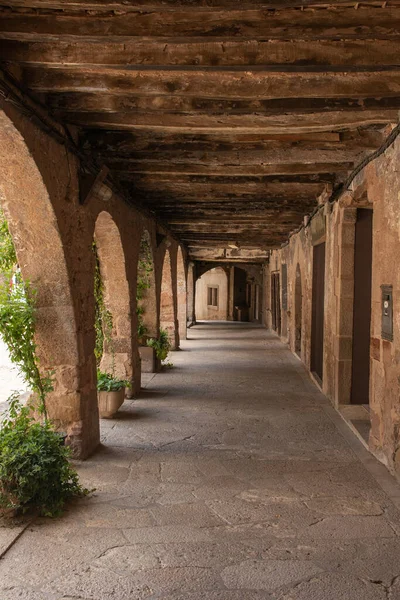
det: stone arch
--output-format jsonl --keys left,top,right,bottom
{"left": 195, "top": 266, "right": 229, "bottom": 321}
{"left": 294, "top": 263, "right": 303, "bottom": 357}
{"left": 176, "top": 246, "right": 187, "bottom": 343}
{"left": 160, "top": 248, "right": 178, "bottom": 348}
{"left": 94, "top": 211, "right": 132, "bottom": 385}
{"left": 0, "top": 110, "right": 90, "bottom": 455}
{"left": 137, "top": 229, "right": 157, "bottom": 341}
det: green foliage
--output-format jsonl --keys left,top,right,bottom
{"left": 136, "top": 238, "right": 154, "bottom": 340}
{"left": 0, "top": 393, "right": 90, "bottom": 517}
{"left": 0, "top": 279, "right": 52, "bottom": 419}
{"left": 0, "top": 209, "right": 17, "bottom": 279}
{"left": 93, "top": 242, "right": 113, "bottom": 369}
{"left": 97, "top": 371, "right": 130, "bottom": 392}
{"left": 147, "top": 328, "right": 171, "bottom": 363}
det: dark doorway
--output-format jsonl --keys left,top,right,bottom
{"left": 271, "top": 272, "right": 281, "bottom": 334}
{"left": 351, "top": 209, "right": 373, "bottom": 405}
{"left": 311, "top": 242, "right": 326, "bottom": 382}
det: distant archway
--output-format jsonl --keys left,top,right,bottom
{"left": 295, "top": 263, "right": 302, "bottom": 356}
{"left": 160, "top": 248, "right": 177, "bottom": 347}
{"left": 177, "top": 246, "right": 187, "bottom": 343}
{"left": 0, "top": 110, "right": 88, "bottom": 455}
{"left": 195, "top": 266, "right": 228, "bottom": 321}
{"left": 94, "top": 211, "right": 132, "bottom": 385}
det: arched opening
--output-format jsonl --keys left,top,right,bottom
{"left": 295, "top": 263, "right": 302, "bottom": 357}
{"left": 137, "top": 230, "right": 158, "bottom": 373}
{"left": 94, "top": 211, "right": 133, "bottom": 387}
{"left": 195, "top": 266, "right": 228, "bottom": 321}
{"left": 0, "top": 110, "right": 91, "bottom": 455}
{"left": 176, "top": 246, "right": 187, "bottom": 344}
{"left": 160, "top": 248, "right": 177, "bottom": 348}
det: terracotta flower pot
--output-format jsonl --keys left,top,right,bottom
{"left": 98, "top": 389, "right": 125, "bottom": 419}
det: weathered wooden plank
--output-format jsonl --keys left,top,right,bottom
{"left": 41, "top": 91, "right": 400, "bottom": 115}
{"left": 108, "top": 163, "right": 350, "bottom": 176}
{"left": 2, "top": 7, "right": 400, "bottom": 39}
{"left": 127, "top": 179, "right": 324, "bottom": 195}
{"left": 3, "top": 38, "right": 400, "bottom": 68}
{"left": 22, "top": 67, "right": 400, "bottom": 99}
{"left": 4, "top": 1, "right": 399, "bottom": 9}
{"left": 60, "top": 110, "right": 400, "bottom": 133}
{"left": 126, "top": 173, "right": 336, "bottom": 184}
{"left": 108, "top": 146, "right": 365, "bottom": 166}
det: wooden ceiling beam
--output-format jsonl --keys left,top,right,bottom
{"left": 109, "top": 147, "right": 362, "bottom": 166}
{"left": 58, "top": 110, "right": 399, "bottom": 133}
{"left": 41, "top": 92, "right": 400, "bottom": 115}
{"left": 22, "top": 67, "right": 400, "bottom": 100}
{"left": 121, "top": 173, "right": 337, "bottom": 184}
{"left": 3, "top": 1, "right": 400, "bottom": 9}
{"left": 3, "top": 38, "right": 400, "bottom": 68}
{"left": 2, "top": 6, "right": 400, "bottom": 38}
{"left": 106, "top": 164, "right": 348, "bottom": 177}
{"left": 82, "top": 130, "right": 355, "bottom": 146}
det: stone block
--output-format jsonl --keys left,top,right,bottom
{"left": 139, "top": 346, "right": 158, "bottom": 373}
{"left": 371, "top": 337, "right": 381, "bottom": 361}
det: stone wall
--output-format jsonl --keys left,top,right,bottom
{"left": 266, "top": 134, "right": 400, "bottom": 473}
{"left": 0, "top": 102, "right": 186, "bottom": 459}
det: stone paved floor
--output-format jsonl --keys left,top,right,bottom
{"left": 2, "top": 322, "right": 400, "bottom": 599}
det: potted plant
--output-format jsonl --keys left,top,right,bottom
{"left": 146, "top": 327, "right": 172, "bottom": 368}
{"left": 97, "top": 371, "right": 130, "bottom": 418}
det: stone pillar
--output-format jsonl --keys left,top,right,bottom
{"left": 333, "top": 207, "right": 357, "bottom": 408}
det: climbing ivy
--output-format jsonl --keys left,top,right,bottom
{"left": 93, "top": 242, "right": 113, "bottom": 369}
{"left": 136, "top": 238, "right": 154, "bottom": 341}
{"left": 0, "top": 209, "right": 17, "bottom": 280}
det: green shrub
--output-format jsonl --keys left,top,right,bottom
{"left": 0, "top": 394, "right": 90, "bottom": 517}
{"left": 97, "top": 371, "right": 130, "bottom": 392}
{"left": 146, "top": 328, "right": 171, "bottom": 363}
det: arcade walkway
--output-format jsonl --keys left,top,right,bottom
{"left": 1, "top": 323, "right": 400, "bottom": 599}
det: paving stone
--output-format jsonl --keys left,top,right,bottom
{"left": 162, "top": 592, "right": 272, "bottom": 600}
{"left": 150, "top": 502, "right": 223, "bottom": 527}
{"left": 0, "top": 530, "right": 98, "bottom": 587}
{"left": 154, "top": 540, "right": 260, "bottom": 569}
{"left": 304, "top": 497, "right": 383, "bottom": 515}
{"left": 0, "top": 520, "right": 28, "bottom": 557}
{"left": 273, "top": 573, "right": 388, "bottom": 600}
{"left": 42, "top": 565, "right": 153, "bottom": 600}
{"left": 93, "top": 544, "right": 161, "bottom": 573}
{"left": 123, "top": 525, "right": 212, "bottom": 544}
{"left": 221, "top": 559, "right": 323, "bottom": 592}
{"left": 295, "top": 515, "right": 396, "bottom": 539}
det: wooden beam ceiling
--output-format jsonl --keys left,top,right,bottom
{"left": 1, "top": 1, "right": 399, "bottom": 259}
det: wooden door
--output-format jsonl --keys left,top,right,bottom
{"left": 351, "top": 209, "right": 373, "bottom": 404}
{"left": 271, "top": 273, "right": 281, "bottom": 334}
